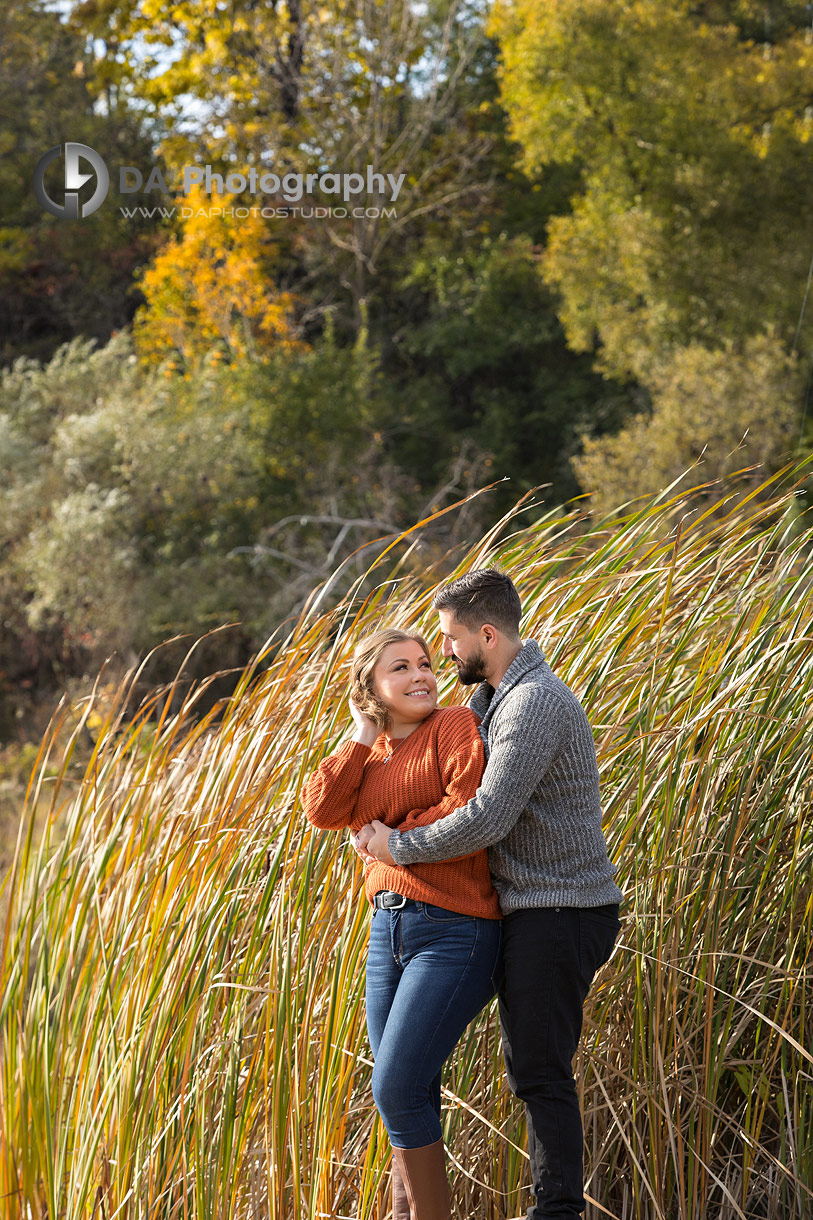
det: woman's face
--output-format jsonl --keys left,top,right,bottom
{"left": 372, "top": 640, "right": 438, "bottom": 733}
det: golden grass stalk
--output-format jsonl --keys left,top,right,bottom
{"left": 1, "top": 466, "right": 811, "bottom": 1219}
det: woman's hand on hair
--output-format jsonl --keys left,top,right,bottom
{"left": 348, "top": 695, "right": 379, "bottom": 747}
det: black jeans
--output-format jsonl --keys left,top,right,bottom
{"left": 497, "top": 904, "right": 621, "bottom": 1219}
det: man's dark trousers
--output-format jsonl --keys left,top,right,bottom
{"left": 497, "top": 904, "right": 621, "bottom": 1218}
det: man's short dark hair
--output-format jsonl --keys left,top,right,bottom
{"left": 432, "top": 567, "right": 522, "bottom": 636}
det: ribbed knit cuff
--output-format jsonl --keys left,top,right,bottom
{"left": 388, "top": 828, "right": 415, "bottom": 865}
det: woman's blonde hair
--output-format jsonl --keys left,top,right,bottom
{"left": 350, "top": 627, "right": 433, "bottom": 732}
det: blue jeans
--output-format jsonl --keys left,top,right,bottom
{"left": 365, "top": 898, "right": 502, "bottom": 1148}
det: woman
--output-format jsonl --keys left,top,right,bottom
{"left": 301, "top": 627, "right": 502, "bottom": 1220}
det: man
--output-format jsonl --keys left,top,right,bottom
{"left": 356, "top": 568, "right": 622, "bottom": 1219}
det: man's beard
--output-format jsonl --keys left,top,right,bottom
{"left": 453, "top": 649, "right": 488, "bottom": 685}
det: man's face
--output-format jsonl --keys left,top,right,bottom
{"left": 438, "top": 610, "right": 489, "bottom": 685}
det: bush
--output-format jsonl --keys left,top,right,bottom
{"left": 573, "top": 336, "right": 803, "bottom": 517}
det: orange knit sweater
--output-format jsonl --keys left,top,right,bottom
{"left": 301, "top": 706, "right": 501, "bottom": 919}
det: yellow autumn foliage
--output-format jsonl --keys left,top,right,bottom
{"left": 133, "top": 185, "right": 303, "bottom": 365}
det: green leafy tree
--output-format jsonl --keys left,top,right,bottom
{"left": 385, "top": 234, "right": 638, "bottom": 509}
{"left": 572, "top": 336, "right": 803, "bottom": 516}
{"left": 0, "top": 0, "right": 163, "bottom": 364}
{"left": 489, "top": 0, "right": 813, "bottom": 381}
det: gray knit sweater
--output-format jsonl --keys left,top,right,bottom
{"left": 388, "top": 640, "right": 623, "bottom": 913}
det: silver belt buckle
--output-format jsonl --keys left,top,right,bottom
{"left": 377, "top": 890, "right": 407, "bottom": 910}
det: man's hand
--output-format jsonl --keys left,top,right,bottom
{"left": 363, "top": 819, "right": 396, "bottom": 866}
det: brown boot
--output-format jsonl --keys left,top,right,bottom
{"left": 391, "top": 1155, "right": 412, "bottom": 1219}
{"left": 391, "top": 1139, "right": 451, "bottom": 1220}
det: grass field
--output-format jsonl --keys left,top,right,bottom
{"left": 1, "top": 468, "right": 811, "bottom": 1219}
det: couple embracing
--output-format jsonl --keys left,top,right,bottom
{"left": 302, "top": 569, "right": 623, "bottom": 1219}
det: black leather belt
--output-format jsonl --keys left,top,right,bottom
{"left": 373, "top": 890, "right": 410, "bottom": 910}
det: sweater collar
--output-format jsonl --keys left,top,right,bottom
{"left": 470, "top": 639, "right": 546, "bottom": 720}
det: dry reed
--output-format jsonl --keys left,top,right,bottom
{"left": 1, "top": 467, "right": 811, "bottom": 1219}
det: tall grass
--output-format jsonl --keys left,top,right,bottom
{"left": 1, "top": 468, "right": 811, "bottom": 1219}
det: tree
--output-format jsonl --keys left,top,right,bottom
{"left": 0, "top": 329, "right": 446, "bottom": 678}
{"left": 132, "top": 185, "right": 303, "bottom": 365}
{"left": 383, "top": 233, "right": 637, "bottom": 510}
{"left": 571, "top": 336, "right": 803, "bottom": 516}
{"left": 66, "top": 0, "right": 497, "bottom": 334}
{"left": 489, "top": 0, "right": 813, "bottom": 381}
{"left": 0, "top": 0, "right": 163, "bottom": 365}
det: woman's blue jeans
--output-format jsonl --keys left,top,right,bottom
{"left": 365, "top": 897, "right": 502, "bottom": 1149}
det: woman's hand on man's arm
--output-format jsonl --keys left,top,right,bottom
{"left": 350, "top": 822, "right": 396, "bottom": 864}
{"left": 357, "top": 820, "right": 395, "bottom": 865}
{"left": 350, "top": 823, "right": 378, "bottom": 864}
